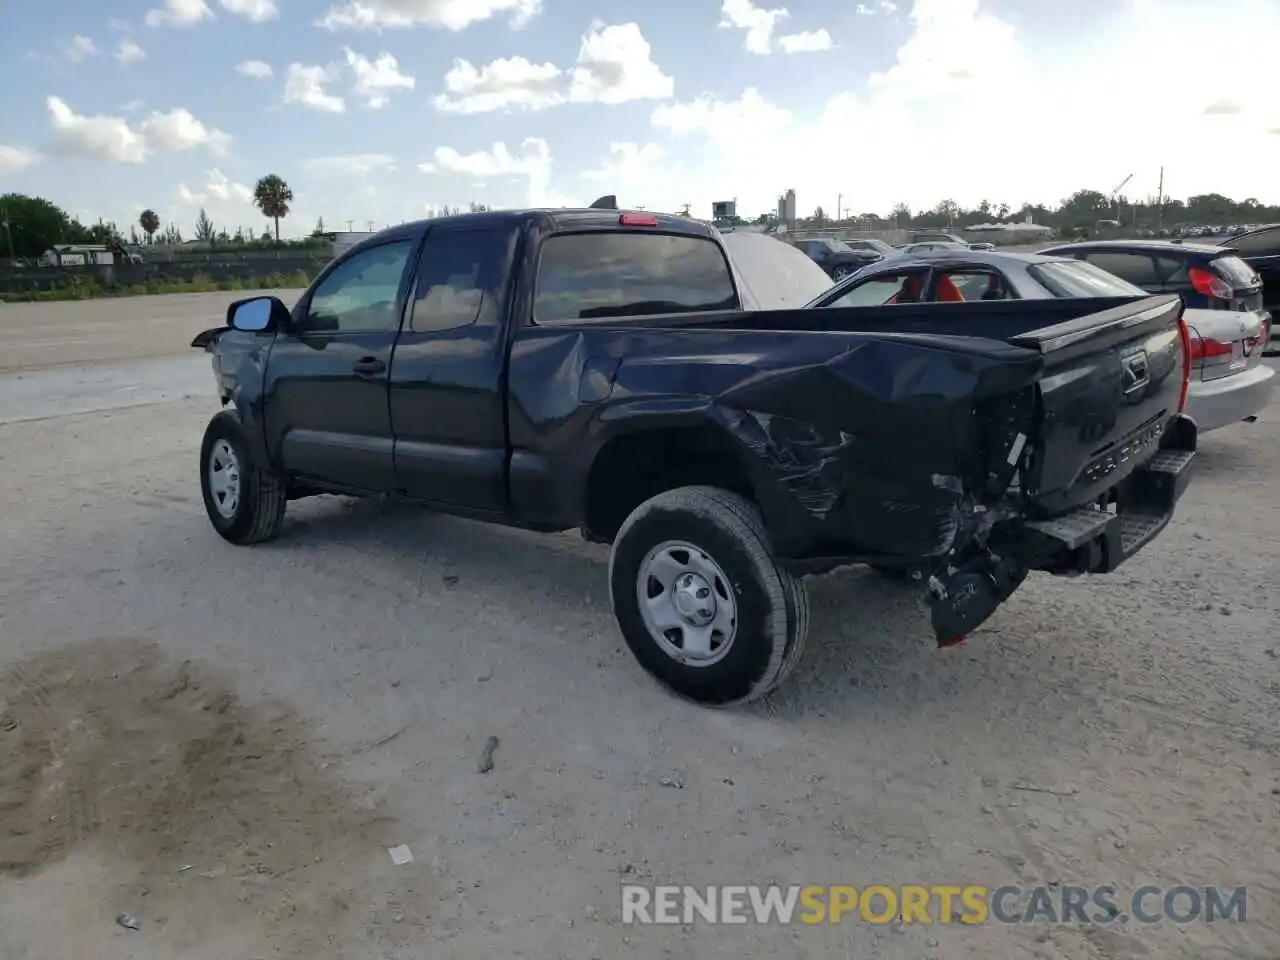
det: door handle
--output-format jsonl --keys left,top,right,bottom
{"left": 352, "top": 357, "right": 386, "bottom": 376}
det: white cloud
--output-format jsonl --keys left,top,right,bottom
{"left": 634, "top": 0, "right": 1280, "bottom": 216}
{"left": 283, "top": 63, "right": 346, "bottom": 112}
{"left": 718, "top": 0, "right": 787, "bottom": 55}
{"left": 178, "top": 168, "right": 253, "bottom": 206}
{"left": 856, "top": 0, "right": 898, "bottom": 14}
{"left": 115, "top": 39, "right": 147, "bottom": 63}
{"left": 303, "top": 154, "right": 397, "bottom": 177}
{"left": 236, "top": 59, "right": 273, "bottom": 78}
{"left": 420, "top": 139, "right": 549, "bottom": 177}
{"left": 65, "top": 36, "right": 99, "bottom": 63}
{"left": 433, "top": 56, "right": 563, "bottom": 114}
{"left": 418, "top": 137, "right": 572, "bottom": 206}
{"left": 581, "top": 142, "right": 665, "bottom": 182}
{"left": 0, "top": 145, "right": 40, "bottom": 176}
{"left": 316, "top": 0, "right": 541, "bottom": 31}
{"left": 567, "top": 22, "right": 674, "bottom": 105}
{"left": 432, "top": 21, "right": 671, "bottom": 115}
{"left": 219, "top": 0, "right": 280, "bottom": 21}
{"left": 144, "top": 0, "right": 214, "bottom": 26}
{"left": 778, "top": 29, "right": 833, "bottom": 53}
{"left": 344, "top": 49, "right": 415, "bottom": 107}
{"left": 45, "top": 97, "right": 230, "bottom": 164}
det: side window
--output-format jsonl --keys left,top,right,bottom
{"left": 937, "top": 270, "right": 1010, "bottom": 302}
{"left": 824, "top": 270, "right": 928, "bottom": 308}
{"left": 1153, "top": 255, "right": 1190, "bottom": 285}
{"left": 1080, "top": 252, "right": 1158, "bottom": 286}
{"left": 302, "top": 240, "right": 413, "bottom": 334}
{"left": 409, "top": 227, "right": 508, "bottom": 333}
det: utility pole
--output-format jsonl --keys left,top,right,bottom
{"left": 1155, "top": 166, "right": 1165, "bottom": 231}
{"left": 837, "top": 194, "right": 843, "bottom": 221}
{"left": 345, "top": 219, "right": 354, "bottom": 232}
{"left": 366, "top": 220, "right": 374, "bottom": 232}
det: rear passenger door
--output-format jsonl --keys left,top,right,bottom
{"left": 1076, "top": 251, "right": 1160, "bottom": 292}
{"left": 388, "top": 225, "right": 516, "bottom": 511}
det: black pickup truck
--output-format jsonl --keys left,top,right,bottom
{"left": 193, "top": 208, "right": 1197, "bottom": 707}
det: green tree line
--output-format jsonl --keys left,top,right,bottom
{"left": 0, "top": 174, "right": 302, "bottom": 261}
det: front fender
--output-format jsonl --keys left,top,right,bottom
{"left": 206, "top": 329, "right": 276, "bottom": 470}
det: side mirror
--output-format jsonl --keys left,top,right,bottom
{"left": 227, "top": 296, "right": 288, "bottom": 333}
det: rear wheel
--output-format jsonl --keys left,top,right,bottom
{"left": 608, "top": 486, "right": 810, "bottom": 706}
{"left": 200, "top": 412, "right": 287, "bottom": 545}
{"left": 832, "top": 265, "right": 852, "bottom": 281}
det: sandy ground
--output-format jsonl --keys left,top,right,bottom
{"left": 0, "top": 314, "right": 1277, "bottom": 957}
{"left": 0, "top": 290, "right": 300, "bottom": 373}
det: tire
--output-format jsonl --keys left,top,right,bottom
{"left": 199, "top": 411, "right": 287, "bottom": 545}
{"left": 608, "top": 486, "right": 810, "bottom": 706}
{"left": 831, "top": 265, "right": 851, "bottom": 281}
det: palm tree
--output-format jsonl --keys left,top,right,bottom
{"left": 253, "top": 174, "right": 293, "bottom": 243}
{"left": 139, "top": 208, "right": 160, "bottom": 244}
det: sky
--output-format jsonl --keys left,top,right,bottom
{"left": 0, "top": 0, "right": 1278, "bottom": 238}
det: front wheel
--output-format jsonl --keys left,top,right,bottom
{"left": 200, "top": 411, "right": 287, "bottom": 545}
{"left": 608, "top": 486, "right": 810, "bottom": 706}
{"left": 831, "top": 265, "right": 852, "bottom": 281}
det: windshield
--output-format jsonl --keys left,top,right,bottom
{"left": 534, "top": 232, "right": 738, "bottom": 322}
{"left": 1028, "top": 260, "right": 1148, "bottom": 298}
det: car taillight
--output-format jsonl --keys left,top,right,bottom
{"left": 1177, "top": 313, "right": 1191, "bottom": 412}
{"left": 1187, "top": 266, "right": 1233, "bottom": 300}
{"left": 1186, "top": 332, "right": 1233, "bottom": 361}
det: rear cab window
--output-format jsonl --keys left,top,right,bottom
{"left": 533, "top": 232, "right": 739, "bottom": 322}
{"left": 1029, "top": 260, "right": 1149, "bottom": 298}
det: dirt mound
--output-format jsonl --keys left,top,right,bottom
{"left": 0, "top": 638, "right": 430, "bottom": 957}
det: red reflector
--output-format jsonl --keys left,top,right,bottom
{"left": 619, "top": 212, "right": 657, "bottom": 226}
{"left": 1187, "top": 334, "right": 1233, "bottom": 360}
{"left": 937, "top": 634, "right": 968, "bottom": 649}
{"left": 1188, "top": 266, "right": 1233, "bottom": 300}
{"left": 1177, "top": 313, "right": 1191, "bottom": 412}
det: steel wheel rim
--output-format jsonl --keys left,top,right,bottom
{"left": 207, "top": 439, "right": 242, "bottom": 519}
{"left": 636, "top": 539, "right": 738, "bottom": 666}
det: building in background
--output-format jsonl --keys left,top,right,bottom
{"left": 776, "top": 189, "right": 797, "bottom": 228}
{"left": 711, "top": 200, "right": 737, "bottom": 221}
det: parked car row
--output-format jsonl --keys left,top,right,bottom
{"left": 817, "top": 240, "right": 1274, "bottom": 434}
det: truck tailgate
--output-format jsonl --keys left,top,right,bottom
{"left": 1008, "top": 294, "right": 1186, "bottom": 517}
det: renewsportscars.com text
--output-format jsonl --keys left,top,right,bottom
{"left": 621, "top": 884, "right": 1247, "bottom": 926}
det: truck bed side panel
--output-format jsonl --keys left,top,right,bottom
{"left": 506, "top": 325, "right": 1043, "bottom": 558}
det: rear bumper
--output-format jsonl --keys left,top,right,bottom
{"left": 1022, "top": 414, "right": 1197, "bottom": 575}
{"left": 1185, "top": 362, "right": 1276, "bottom": 432}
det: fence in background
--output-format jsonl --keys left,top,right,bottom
{"left": 0, "top": 257, "right": 327, "bottom": 296}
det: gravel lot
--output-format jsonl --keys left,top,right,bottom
{"left": 0, "top": 299, "right": 1277, "bottom": 959}
{"left": 0, "top": 289, "right": 300, "bottom": 373}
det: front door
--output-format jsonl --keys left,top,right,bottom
{"left": 263, "top": 237, "right": 417, "bottom": 492}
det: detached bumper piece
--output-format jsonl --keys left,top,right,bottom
{"left": 926, "top": 413, "right": 1196, "bottom": 647}
{"left": 1023, "top": 413, "right": 1197, "bottom": 575}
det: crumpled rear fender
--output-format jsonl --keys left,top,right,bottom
{"left": 711, "top": 335, "right": 1043, "bottom": 560}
